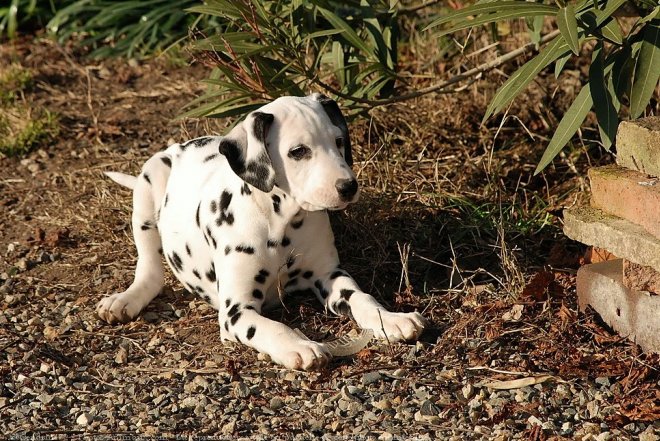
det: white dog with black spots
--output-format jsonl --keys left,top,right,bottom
{"left": 98, "top": 93, "right": 426, "bottom": 370}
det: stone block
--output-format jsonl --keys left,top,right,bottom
{"left": 623, "top": 260, "right": 660, "bottom": 294}
{"left": 589, "top": 165, "right": 660, "bottom": 239}
{"left": 563, "top": 205, "right": 660, "bottom": 272}
{"left": 577, "top": 259, "right": 659, "bottom": 353}
{"left": 616, "top": 117, "right": 660, "bottom": 177}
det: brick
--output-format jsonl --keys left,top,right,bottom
{"left": 623, "top": 260, "right": 660, "bottom": 294}
{"left": 577, "top": 259, "right": 659, "bottom": 353}
{"left": 563, "top": 205, "right": 660, "bottom": 272}
{"left": 583, "top": 246, "right": 617, "bottom": 264}
{"left": 616, "top": 117, "right": 660, "bottom": 177}
{"left": 589, "top": 165, "right": 660, "bottom": 239}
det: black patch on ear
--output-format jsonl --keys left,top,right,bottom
{"left": 246, "top": 326, "right": 256, "bottom": 340}
{"left": 241, "top": 183, "right": 252, "bottom": 195}
{"left": 219, "top": 138, "right": 246, "bottom": 175}
{"left": 252, "top": 111, "right": 274, "bottom": 144}
{"left": 244, "top": 154, "right": 273, "bottom": 193}
{"left": 143, "top": 173, "right": 151, "bottom": 184}
{"left": 316, "top": 96, "right": 353, "bottom": 166}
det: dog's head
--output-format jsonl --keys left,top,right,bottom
{"left": 219, "top": 94, "right": 358, "bottom": 211}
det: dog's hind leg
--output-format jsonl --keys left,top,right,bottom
{"left": 97, "top": 153, "right": 172, "bottom": 324}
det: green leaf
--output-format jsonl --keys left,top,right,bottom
{"left": 630, "top": 20, "right": 660, "bottom": 119}
{"left": 611, "top": 45, "right": 633, "bottom": 102}
{"left": 423, "top": 1, "right": 557, "bottom": 31}
{"left": 557, "top": 4, "right": 580, "bottom": 55}
{"left": 318, "top": 7, "right": 372, "bottom": 57}
{"left": 535, "top": 85, "right": 593, "bottom": 175}
{"left": 484, "top": 36, "right": 570, "bottom": 122}
{"left": 433, "top": 8, "right": 558, "bottom": 37}
{"left": 589, "top": 42, "right": 618, "bottom": 150}
{"left": 554, "top": 52, "right": 572, "bottom": 78}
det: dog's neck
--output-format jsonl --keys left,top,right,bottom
{"left": 259, "top": 186, "right": 306, "bottom": 239}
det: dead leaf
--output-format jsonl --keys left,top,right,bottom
{"left": 522, "top": 271, "right": 554, "bottom": 301}
{"left": 481, "top": 375, "right": 557, "bottom": 390}
{"left": 583, "top": 247, "right": 617, "bottom": 264}
{"left": 502, "top": 304, "right": 524, "bottom": 322}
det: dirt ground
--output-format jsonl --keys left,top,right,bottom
{"left": 0, "top": 37, "right": 658, "bottom": 438}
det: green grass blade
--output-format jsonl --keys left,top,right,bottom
{"left": 557, "top": 4, "right": 580, "bottom": 55}
{"left": 630, "top": 20, "right": 660, "bottom": 119}
{"left": 534, "top": 85, "right": 593, "bottom": 175}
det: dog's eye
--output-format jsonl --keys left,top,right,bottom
{"left": 288, "top": 145, "right": 311, "bottom": 160}
{"left": 335, "top": 137, "right": 343, "bottom": 149}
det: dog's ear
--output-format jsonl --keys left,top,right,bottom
{"left": 313, "top": 93, "right": 353, "bottom": 166}
{"left": 219, "top": 111, "right": 275, "bottom": 193}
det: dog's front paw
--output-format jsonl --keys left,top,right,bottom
{"left": 96, "top": 292, "right": 143, "bottom": 324}
{"left": 270, "top": 340, "right": 332, "bottom": 371}
{"left": 359, "top": 309, "right": 426, "bottom": 342}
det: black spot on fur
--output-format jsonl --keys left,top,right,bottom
{"left": 164, "top": 194, "right": 168, "bottom": 206}
{"left": 340, "top": 289, "right": 355, "bottom": 301}
{"left": 314, "top": 280, "right": 329, "bottom": 299}
{"left": 235, "top": 245, "right": 254, "bottom": 254}
{"left": 192, "top": 269, "right": 201, "bottom": 279}
{"left": 215, "top": 191, "right": 234, "bottom": 226}
{"left": 205, "top": 227, "right": 217, "bottom": 249}
{"left": 219, "top": 191, "right": 233, "bottom": 211}
{"left": 330, "top": 270, "right": 347, "bottom": 280}
{"left": 143, "top": 173, "right": 151, "bottom": 184}
{"left": 210, "top": 200, "right": 217, "bottom": 213}
{"left": 284, "top": 278, "right": 298, "bottom": 288}
{"left": 161, "top": 156, "right": 172, "bottom": 167}
{"left": 195, "top": 203, "right": 201, "bottom": 227}
{"left": 272, "top": 194, "right": 281, "bottom": 214}
{"left": 204, "top": 153, "right": 218, "bottom": 162}
{"left": 224, "top": 246, "right": 231, "bottom": 255}
{"left": 291, "top": 218, "right": 304, "bottom": 229}
{"left": 158, "top": 248, "right": 163, "bottom": 255}
{"left": 281, "top": 236, "right": 291, "bottom": 247}
{"left": 241, "top": 183, "right": 252, "bottom": 195}
{"left": 170, "top": 252, "right": 183, "bottom": 272}
{"left": 252, "top": 289, "right": 264, "bottom": 300}
{"left": 335, "top": 300, "right": 352, "bottom": 317}
{"left": 224, "top": 321, "right": 229, "bottom": 331}
{"left": 230, "top": 312, "right": 242, "bottom": 326}
{"left": 302, "top": 270, "right": 313, "bottom": 279}
{"left": 245, "top": 305, "right": 255, "bottom": 311}
{"left": 288, "top": 269, "right": 301, "bottom": 278}
{"left": 286, "top": 255, "right": 296, "bottom": 268}
{"left": 267, "top": 239, "right": 278, "bottom": 248}
{"left": 205, "top": 265, "right": 216, "bottom": 283}
{"left": 254, "top": 269, "right": 269, "bottom": 284}
{"left": 228, "top": 303, "right": 240, "bottom": 317}
{"left": 185, "top": 244, "right": 192, "bottom": 256}
{"left": 225, "top": 299, "right": 231, "bottom": 308}
{"left": 246, "top": 326, "right": 256, "bottom": 340}
{"left": 140, "top": 221, "right": 152, "bottom": 231}
{"left": 235, "top": 335, "right": 242, "bottom": 344}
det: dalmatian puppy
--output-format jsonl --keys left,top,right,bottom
{"left": 97, "top": 93, "right": 426, "bottom": 370}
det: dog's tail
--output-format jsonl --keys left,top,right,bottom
{"left": 104, "top": 171, "right": 137, "bottom": 190}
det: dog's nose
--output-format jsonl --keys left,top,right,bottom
{"left": 335, "top": 178, "right": 358, "bottom": 201}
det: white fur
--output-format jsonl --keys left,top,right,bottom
{"left": 97, "top": 95, "right": 425, "bottom": 370}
